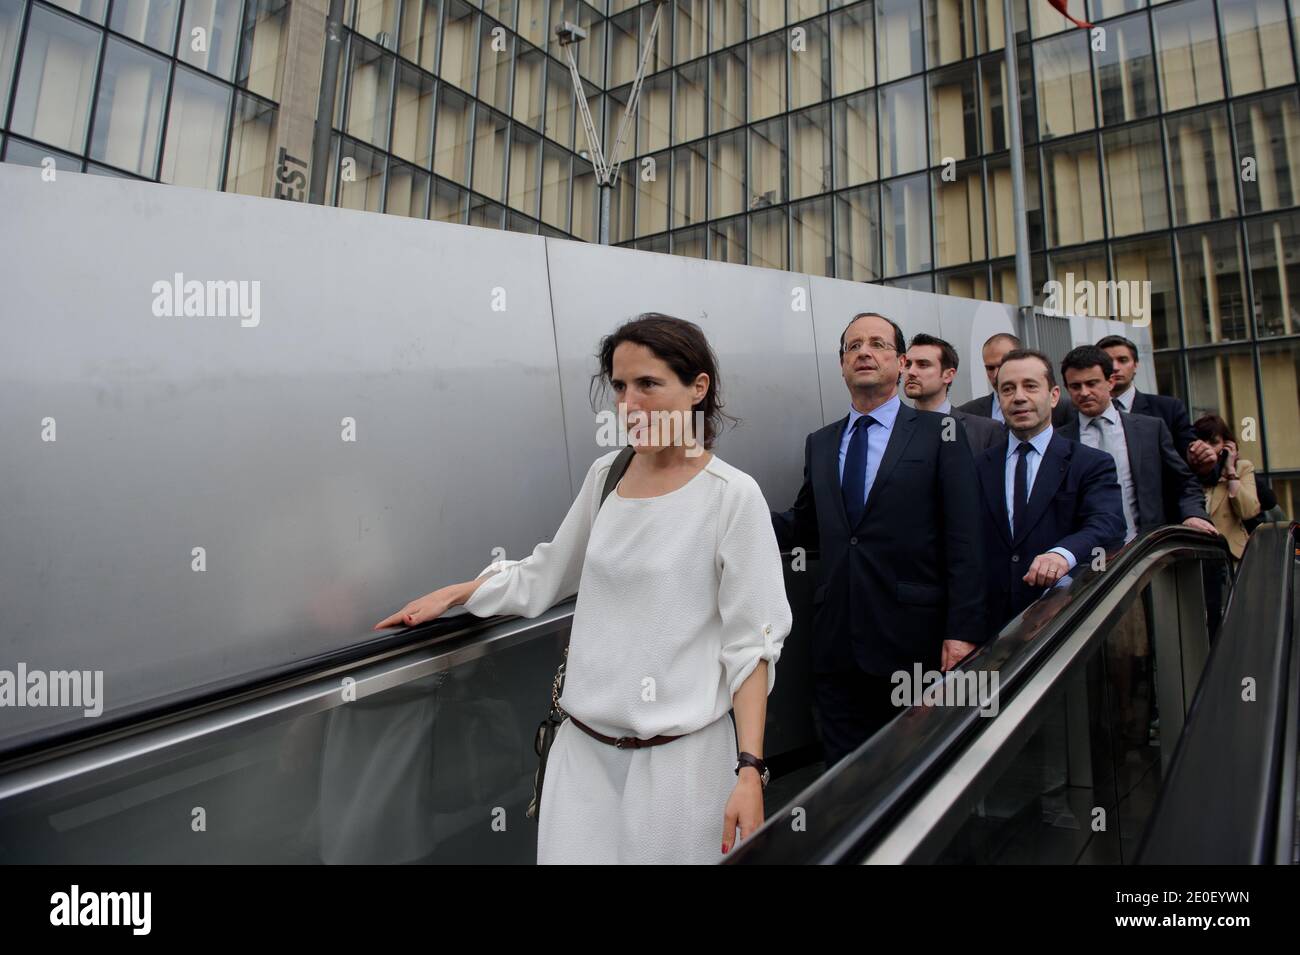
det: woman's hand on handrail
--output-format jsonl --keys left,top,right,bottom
{"left": 371, "top": 576, "right": 489, "bottom": 630}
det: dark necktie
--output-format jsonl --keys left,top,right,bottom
{"left": 1012, "top": 441, "right": 1032, "bottom": 535}
{"left": 1113, "top": 396, "right": 1126, "bottom": 412}
{"left": 842, "top": 415, "right": 875, "bottom": 528}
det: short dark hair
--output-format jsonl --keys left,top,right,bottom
{"left": 908, "top": 333, "right": 959, "bottom": 376}
{"left": 1193, "top": 413, "right": 1235, "bottom": 444}
{"left": 1060, "top": 345, "right": 1114, "bottom": 382}
{"left": 591, "top": 312, "right": 739, "bottom": 449}
{"left": 983, "top": 332, "right": 1022, "bottom": 350}
{"left": 1097, "top": 335, "right": 1139, "bottom": 362}
{"left": 997, "top": 348, "right": 1057, "bottom": 388}
{"left": 839, "top": 312, "right": 906, "bottom": 358}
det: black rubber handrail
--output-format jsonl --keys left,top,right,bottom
{"left": 1137, "top": 523, "right": 1298, "bottom": 864}
{"left": 727, "top": 525, "right": 1231, "bottom": 865}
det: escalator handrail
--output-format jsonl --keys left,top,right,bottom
{"left": 727, "top": 525, "right": 1231, "bottom": 865}
{"left": 1136, "top": 522, "right": 1297, "bottom": 864}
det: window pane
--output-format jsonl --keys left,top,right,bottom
{"left": 709, "top": 214, "right": 746, "bottom": 263}
{"left": 1166, "top": 107, "right": 1237, "bottom": 226}
{"left": 472, "top": 107, "right": 508, "bottom": 201}
{"left": 1035, "top": 30, "right": 1094, "bottom": 139}
{"left": 880, "top": 76, "right": 925, "bottom": 177}
{"left": 1043, "top": 135, "right": 1104, "bottom": 247}
{"left": 639, "top": 71, "right": 671, "bottom": 153}
{"left": 933, "top": 162, "right": 985, "bottom": 267}
{"left": 711, "top": 48, "right": 745, "bottom": 131}
{"left": 4, "top": 137, "right": 82, "bottom": 171}
{"left": 790, "top": 17, "right": 829, "bottom": 110}
{"left": 354, "top": 0, "right": 400, "bottom": 49}
{"left": 385, "top": 160, "right": 429, "bottom": 216}
{"left": 540, "top": 141, "right": 570, "bottom": 229}
{"left": 1153, "top": 0, "right": 1224, "bottom": 112}
{"left": 400, "top": 0, "right": 442, "bottom": 70}
{"left": 237, "top": 0, "right": 288, "bottom": 102}
{"left": 836, "top": 184, "right": 882, "bottom": 280}
{"left": 508, "top": 124, "right": 540, "bottom": 215}
{"left": 1049, "top": 244, "right": 1110, "bottom": 316}
{"left": 0, "top": 0, "right": 20, "bottom": 122}
{"left": 750, "top": 206, "right": 787, "bottom": 270}
{"left": 441, "top": 0, "right": 479, "bottom": 92}
{"left": 10, "top": 6, "right": 99, "bottom": 154}
{"left": 710, "top": 0, "right": 745, "bottom": 50}
{"left": 926, "top": 0, "right": 974, "bottom": 68}
{"left": 642, "top": 0, "right": 672, "bottom": 75}
{"left": 44, "top": 1, "right": 106, "bottom": 22}
{"left": 468, "top": 194, "right": 505, "bottom": 228}
{"left": 709, "top": 128, "right": 745, "bottom": 217}
{"left": 392, "top": 64, "right": 434, "bottom": 165}
{"left": 179, "top": 0, "right": 243, "bottom": 81}
{"left": 111, "top": 0, "right": 181, "bottom": 55}
{"left": 1112, "top": 235, "right": 1179, "bottom": 348}
{"left": 929, "top": 62, "right": 978, "bottom": 165}
{"left": 478, "top": 19, "right": 513, "bottom": 112}
{"left": 672, "top": 141, "right": 707, "bottom": 226}
{"left": 484, "top": 0, "right": 518, "bottom": 31}
{"left": 749, "top": 34, "right": 786, "bottom": 121}
{"left": 514, "top": 44, "right": 545, "bottom": 130}
{"left": 791, "top": 196, "right": 833, "bottom": 276}
{"left": 749, "top": 0, "right": 785, "bottom": 36}
{"left": 544, "top": 59, "right": 573, "bottom": 148}
{"left": 434, "top": 84, "right": 473, "bottom": 184}
{"left": 346, "top": 40, "right": 394, "bottom": 148}
{"left": 1186, "top": 346, "right": 1263, "bottom": 467}
{"left": 517, "top": 0, "right": 546, "bottom": 49}
{"left": 987, "top": 150, "right": 1044, "bottom": 255}
{"left": 1258, "top": 339, "right": 1300, "bottom": 469}
{"left": 674, "top": 60, "right": 706, "bottom": 144}
{"left": 1094, "top": 11, "right": 1157, "bottom": 126}
{"left": 831, "top": 0, "right": 874, "bottom": 96}
{"left": 226, "top": 93, "right": 276, "bottom": 196}
{"left": 790, "top": 104, "right": 831, "bottom": 199}
{"left": 608, "top": 10, "right": 638, "bottom": 88}
{"left": 160, "top": 66, "right": 231, "bottom": 189}
{"left": 834, "top": 90, "right": 878, "bottom": 188}
{"left": 1102, "top": 120, "right": 1169, "bottom": 237}
{"left": 937, "top": 264, "right": 990, "bottom": 299}
{"left": 672, "top": 225, "right": 707, "bottom": 258}
{"left": 635, "top": 149, "right": 670, "bottom": 236}
{"left": 89, "top": 39, "right": 169, "bottom": 177}
{"left": 676, "top": 0, "right": 708, "bottom": 63}
{"left": 1220, "top": 0, "right": 1294, "bottom": 96}
{"left": 749, "top": 117, "right": 786, "bottom": 208}
{"left": 877, "top": 0, "right": 923, "bottom": 82}
{"left": 882, "top": 171, "right": 931, "bottom": 275}
{"left": 1234, "top": 91, "right": 1300, "bottom": 214}
{"left": 572, "top": 158, "right": 596, "bottom": 241}
{"left": 1246, "top": 212, "right": 1300, "bottom": 339}
{"left": 1176, "top": 224, "right": 1249, "bottom": 345}
{"left": 337, "top": 137, "right": 386, "bottom": 210}
{"left": 974, "top": 0, "right": 1005, "bottom": 53}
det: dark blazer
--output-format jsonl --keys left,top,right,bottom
{"left": 957, "top": 392, "right": 1076, "bottom": 429}
{"left": 1118, "top": 389, "right": 1195, "bottom": 461}
{"left": 1058, "top": 410, "right": 1208, "bottom": 532}
{"left": 772, "top": 403, "right": 986, "bottom": 676}
{"left": 975, "top": 432, "right": 1126, "bottom": 638}
{"left": 950, "top": 407, "right": 1004, "bottom": 454}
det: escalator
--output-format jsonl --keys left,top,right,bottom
{"left": 0, "top": 525, "right": 1292, "bottom": 864}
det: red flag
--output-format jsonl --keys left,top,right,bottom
{"left": 1046, "top": 0, "right": 1093, "bottom": 29}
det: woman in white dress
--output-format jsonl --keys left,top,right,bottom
{"left": 374, "top": 314, "right": 792, "bottom": 864}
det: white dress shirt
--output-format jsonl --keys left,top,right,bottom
{"left": 1005, "top": 426, "right": 1077, "bottom": 569}
{"left": 1078, "top": 401, "right": 1138, "bottom": 543}
{"left": 838, "top": 393, "right": 901, "bottom": 508}
{"left": 1110, "top": 383, "right": 1136, "bottom": 413}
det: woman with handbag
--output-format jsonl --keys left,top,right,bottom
{"left": 374, "top": 313, "right": 792, "bottom": 863}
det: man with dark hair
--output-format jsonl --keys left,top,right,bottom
{"left": 959, "top": 332, "right": 1074, "bottom": 428}
{"left": 1058, "top": 345, "right": 1215, "bottom": 541}
{"left": 904, "top": 333, "right": 1002, "bottom": 453}
{"left": 973, "top": 348, "right": 1125, "bottom": 636}
{"left": 774, "top": 312, "right": 986, "bottom": 765}
{"left": 1096, "top": 334, "right": 1213, "bottom": 471}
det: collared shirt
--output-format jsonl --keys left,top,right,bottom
{"left": 838, "top": 393, "right": 901, "bottom": 508}
{"left": 1079, "top": 401, "right": 1137, "bottom": 543}
{"left": 991, "top": 394, "right": 1005, "bottom": 424}
{"left": 1005, "top": 426, "right": 1077, "bottom": 570}
{"left": 1110, "top": 383, "right": 1137, "bottom": 413}
{"left": 936, "top": 399, "right": 953, "bottom": 415}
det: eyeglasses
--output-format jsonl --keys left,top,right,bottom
{"left": 843, "top": 338, "right": 898, "bottom": 356}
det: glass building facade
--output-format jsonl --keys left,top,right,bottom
{"left": 1, "top": 0, "right": 1298, "bottom": 510}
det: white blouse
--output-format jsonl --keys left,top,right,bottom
{"left": 464, "top": 450, "right": 792, "bottom": 739}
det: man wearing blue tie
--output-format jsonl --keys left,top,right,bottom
{"left": 974, "top": 349, "right": 1126, "bottom": 638}
{"left": 772, "top": 312, "right": 986, "bottom": 766}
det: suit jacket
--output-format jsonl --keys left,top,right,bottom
{"left": 957, "top": 392, "right": 1076, "bottom": 429}
{"left": 1204, "top": 458, "right": 1261, "bottom": 559}
{"left": 1120, "top": 389, "right": 1195, "bottom": 461}
{"left": 950, "top": 407, "right": 1004, "bottom": 454}
{"left": 1058, "top": 410, "right": 1208, "bottom": 533}
{"left": 975, "top": 432, "right": 1126, "bottom": 638}
{"left": 772, "top": 404, "right": 986, "bottom": 677}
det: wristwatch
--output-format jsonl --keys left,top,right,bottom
{"left": 735, "top": 752, "right": 770, "bottom": 788}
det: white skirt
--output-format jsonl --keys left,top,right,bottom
{"left": 537, "top": 712, "right": 739, "bottom": 864}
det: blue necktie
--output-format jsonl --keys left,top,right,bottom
{"left": 1012, "top": 442, "right": 1032, "bottom": 535}
{"left": 842, "top": 415, "right": 874, "bottom": 528}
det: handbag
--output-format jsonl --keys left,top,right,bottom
{"left": 526, "top": 445, "right": 635, "bottom": 820}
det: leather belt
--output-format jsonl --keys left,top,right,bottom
{"left": 568, "top": 715, "right": 683, "bottom": 749}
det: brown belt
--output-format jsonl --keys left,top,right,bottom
{"left": 567, "top": 715, "right": 683, "bottom": 749}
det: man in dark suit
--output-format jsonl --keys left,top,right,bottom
{"left": 904, "top": 333, "right": 1003, "bottom": 453}
{"left": 958, "top": 332, "right": 1074, "bottom": 428}
{"left": 1058, "top": 345, "right": 1217, "bottom": 540}
{"left": 1097, "top": 334, "right": 1214, "bottom": 473}
{"left": 974, "top": 349, "right": 1126, "bottom": 638}
{"left": 772, "top": 312, "right": 987, "bottom": 766}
